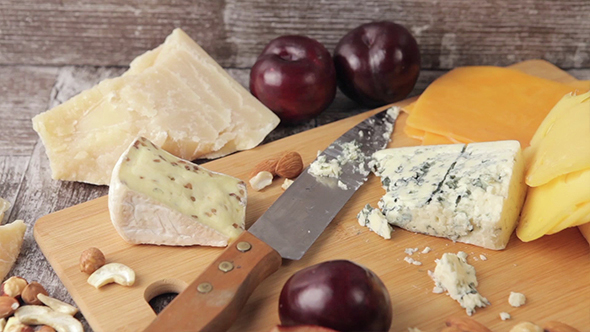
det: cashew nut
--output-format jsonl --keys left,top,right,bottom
{"left": 86, "top": 262, "right": 135, "bottom": 289}
{"left": 14, "top": 305, "right": 82, "bottom": 332}
{"left": 37, "top": 294, "right": 78, "bottom": 316}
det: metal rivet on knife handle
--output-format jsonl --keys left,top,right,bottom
{"left": 236, "top": 241, "right": 252, "bottom": 252}
{"left": 218, "top": 261, "right": 234, "bottom": 273}
{"left": 197, "top": 282, "right": 213, "bottom": 294}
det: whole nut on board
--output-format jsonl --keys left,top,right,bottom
{"left": 3, "top": 316, "right": 34, "bottom": 332}
{"left": 79, "top": 247, "right": 106, "bottom": 274}
{"left": 21, "top": 282, "right": 48, "bottom": 305}
{"left": 1, "top": 276, "right": 28, "bottom": 298}
{"left": 37, "top": 326, "right": 57, "bottom": 332}
{"left": 250, "top": 158, "right": 279, "bottom": 178}
{"left": 445, "top": 316, "right": 491, "bottom": 332}
{"left": 509, "top": 322, "right": 543, "bottom": 332}
{"left": 0, "top": 296, "right": 19, "bottom": 318}
{"left": 543, "top": 321, "right": 580, "bottom": 332}
{"left": 276, "top": 151, "right": 304, "bottom": 179}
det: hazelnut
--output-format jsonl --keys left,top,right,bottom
{"left": 1, "top": 276, "right": 28, "bottom": 298}
{"left": 0, "top": 296, "right": 19, "bottom": 318}
{"left": 79, "top": 247, "right": 106, "bottom": 274}
{"left": 21, "top": 282, "right": 48, "bottom": 305}
{"left": 276, "top": 152, "right": 304, "bottom": 179}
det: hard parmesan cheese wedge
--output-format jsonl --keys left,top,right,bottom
{"left": 109, "top": 137, "right": 247, "bottom": 247}
{"left": 373, "top": 141, "right": 526, "bottom": 249}
{"left": 32, "top": 28, "right": 279, "bottom": 185}
{"left": 0, "top": 220, "right": 27, "bottom": 281}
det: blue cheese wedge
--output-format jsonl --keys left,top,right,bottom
{"left": 372, "top": 140, "right": 526, "bottom": 250}
{"left": 109, "top": 137, "right": 247, "bottom": 246}
{"left": 428, "top": 252, "right": 489, "bottom": 315}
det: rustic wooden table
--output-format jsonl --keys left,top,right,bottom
{"left": 1, "top": 1, "right": 589, "bottom": 330}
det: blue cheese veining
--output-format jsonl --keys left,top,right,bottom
{"left": 109, "top": 137, "right": 247, "bottom": 247}
{"left": 371, "top": 140, "right": 526, "bottom": 250}
{"left": 357, "top": 204, "right": 393, "bottom": 239}
{"left": 428, "top": 252, "right": 489, "bottom": 315}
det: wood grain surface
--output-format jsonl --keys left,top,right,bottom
{"left": 33, "top": 60, "right": 590, "bottom": 331}
{"left": 1, "top": 0, "right": 589, "bottom": 69}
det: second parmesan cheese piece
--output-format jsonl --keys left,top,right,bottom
{"left": 405, "top": 66, "right": 589, "bottom": 147}
{"left": 109, "top": 137, "right": 247, "bottom": 247}
{"left": 0, "top": 220, "right": 26, "bottom": 281}
{"left": 32, "top": 28, "right": 279, "bottom": 185}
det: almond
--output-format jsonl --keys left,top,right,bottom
{"left": 0, "top": 296, "right": 19, "bottom": 318}
{"left": 250, "top": 158, "right": 278, "bottom": 178}
{"left": 21, "top": 281, "right": 48, "bottom": 305}
{"left": 445, "top": 316, "right": 491, "bottom": 332}
{"left": 276, "top": 152, "right": 304, "bottom": 179}
{"left": 543, "top": 321, "right": 580, "bottom": 332}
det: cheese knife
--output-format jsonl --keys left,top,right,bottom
{"left": 143, "top": 107, "right": 399, "bottom": 332}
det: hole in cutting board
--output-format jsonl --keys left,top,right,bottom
{"left": 144, "top": 278, "right": 188, "bottom": 314}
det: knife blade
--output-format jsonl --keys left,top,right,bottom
{"left": 143, "top": 106, "right": 399, "bottom": 332}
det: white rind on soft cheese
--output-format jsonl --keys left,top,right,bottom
{"left": 428, "top": 252, "right": 489, "bottom": 316}
{"left": 372, "top": 140, "right": 526, "bottom": 250}
{"left": 109, "top": 137, "right": 247, "bottom": 247}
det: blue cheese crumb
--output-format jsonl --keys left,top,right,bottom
{"left": 405, "top": 247, "right": 418, "bottom": 255}
{"left": 428, "top": 252, "right": 489, "bottom": 316}
{"left": 508, "top": 292, "right": 526, "bottom": 307}
{"left": 404, "top": 257, "right": 422, "bottom": 266}
{"left": 422, "top": 246, "right": 432, "bottom": 254}
{"left": 500, "top": 312, "right": 511, "bottom": 320}
{"left": 357, "top": 204, "right": 393, "bottom": 239}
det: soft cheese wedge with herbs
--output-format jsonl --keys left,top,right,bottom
{"left": 109, "top": 137, "right": 247, "bottom": 247}
{"left": 371, "top": 141, "right": 526, "bottom": 249}
{"left": 0, "top": 220, "right": 27, "bottom": 281}
{"left": 32, "top": 28, "right": 279, "bottom": 185}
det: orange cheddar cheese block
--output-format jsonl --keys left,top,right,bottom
{"left": 405, "top": 66, "right": 589, "bottom": 147}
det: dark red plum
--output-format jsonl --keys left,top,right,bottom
{"left": 279, "top": 260, "right": 392, "bottom": 332}
{"left": 334, "top": 21, "right": 421, "bottom": 107}
{"left": 250, "top": 35, "right": 337, "bottom": 124}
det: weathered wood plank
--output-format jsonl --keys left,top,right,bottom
{"left": 0, "top": 66, "right": 58, "bottom": 156}
{"left": 0, "top": 0, "right": 589, "bottom": 69}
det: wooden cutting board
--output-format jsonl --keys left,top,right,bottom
{"left": 34, "top": 60, "right": 590, "bottom": 332}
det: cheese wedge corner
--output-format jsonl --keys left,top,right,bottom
{"left": 109, "top": 137, "right": 247, "bottom": 247}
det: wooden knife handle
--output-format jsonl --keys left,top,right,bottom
{"left": 143, "top": 231, "right": 282, "bottom": 332}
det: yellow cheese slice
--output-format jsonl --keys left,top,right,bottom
{"left": 422, "top": 132, "right": 457, "bottom": 145}
{"left": 517, "top": 168, "right": 590, "bottom": 242}
{"left": 546, "top": 201, "right": 590, "bottom": 235}
{"left": 405, "top": 66, "right": 589, "bottom": 147}
{"left": 524, "top": 91, "right": 590, "bottom": 187}
{"left": 0, "top": 220, "right": 26, "bottom": 281}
